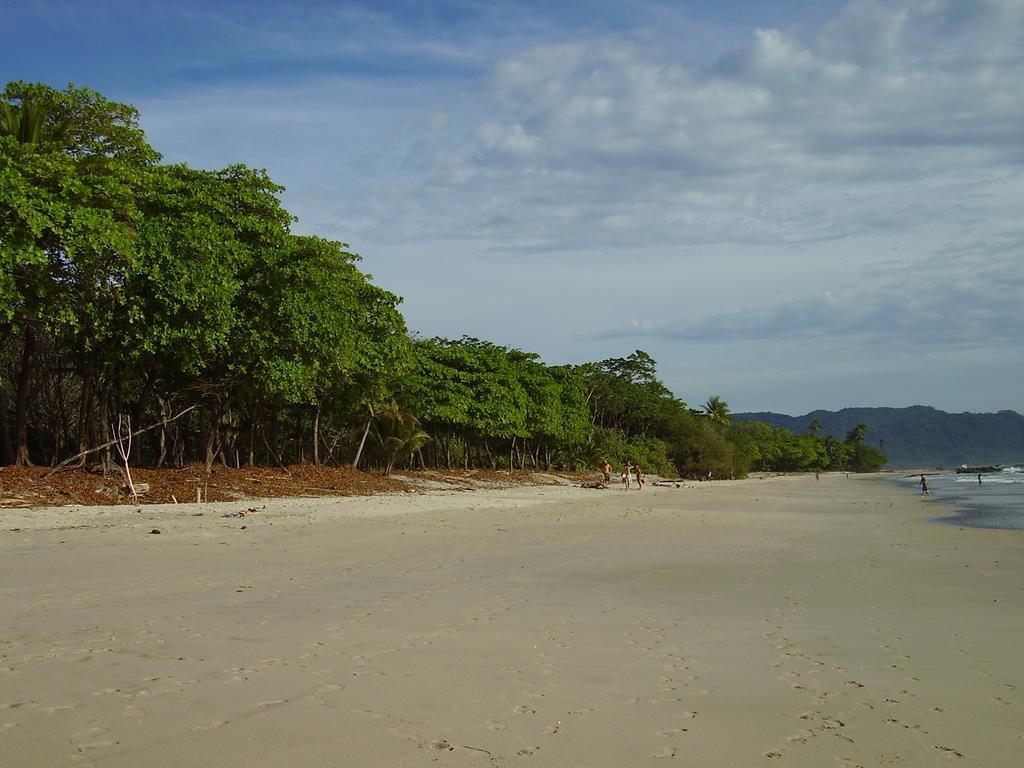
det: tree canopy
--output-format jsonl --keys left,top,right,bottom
{"left": 0, "top": 81, "right": 886, "bottom": 476}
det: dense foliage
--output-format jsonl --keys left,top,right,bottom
{"left": 734, "top": 406, "right": 1024, "bottom": 468}
{"left": 1, "top": 83, "right": 886, "bottom": 476}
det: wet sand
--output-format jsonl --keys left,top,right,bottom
{"left": 1, "top": 474, "right": 1021, "bottom": 766}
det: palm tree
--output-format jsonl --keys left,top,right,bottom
{"left": 703, "top": 395, "right": 731, "bottom": 427}
{"left": 846, "top": 423, "right": 868, "bottom": 444}
{"left": 375, "top": 402, "right": 430, "bottom": 475}
{"left": 0, "top": 99, "right": 69, "bottom": 145}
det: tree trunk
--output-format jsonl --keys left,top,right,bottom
{"left": 204, "top": 403, "right": 222, "bottom": 474}
{"left": 270, "top": 410, "right": 280, "bottom": 466}
{"left": 220, "top": 404, "right": 234, "bottom": 467}
{"left": 157, "top": 422, "right": 166, "bottom": 467}
{"left": 53, "top": 356, "right": 69, "bottom": 467}
{"left": 353, "top": 404, "right": 374, "bottom": 469}
{"left": 0, "top": 383, "right": 13, "bottom": 466}
{"left": 96, "top": 383, "right": 111, "bottom": 474}
{"left": 325, "top": 430, "right": 343, "bottom": 467}
{"left": 131, "top": 370, "right": 155, "bottom": 465}
{"left": 204, "top": 429, "right": 217, "bottom": 473}
{"left": 75, "top": 365, "right": 94, "bottom": 463}
{"left": 173, "top": 426, "right": 185, "bottom": 467}
{"left": 248, "top": 402, "right": 260, "bottom": 467}
{"left": 155, "top": 397, "right": 169, "bottom": 468}
{"left": 14, "top": 324, "right": 37, "bottom": 466}
{"left": 312, "top": 402, "right": 322, "bottom": 466}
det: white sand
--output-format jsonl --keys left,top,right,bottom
{"left": 1, "top": 475, "right": 1021, "bottom": 766}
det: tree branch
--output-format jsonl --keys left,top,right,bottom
{"left": 44, "top": 403, "right": 201, "bottom": 478}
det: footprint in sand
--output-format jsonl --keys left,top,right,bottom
{"left": 485, "top": 720, "right": 507, "bottom": 730}
{"left": 513, "top": 705, "right": 536, "bottom": 715}
{"left": 1, "top": 701, "right": 34, "bottom": 710}
{"left": 676, "top": 710, "right": 697, "bottom": 720}
{"left": 257, "top": 699, "right": 288, "bottom": 709}
{"left": 649, "top": 746, "right": 677, "bottom": 758}
{"left": 74, "top": 739, "right": 117, "bottom": 754}
{"left": 71, "top": 726, "right": 116, "bottom": 753}
{"left": 192, "top": 720, "right": 229, "bottom": 731}
{"left": 353, "top": 708, "right": 390, "bottom": 720}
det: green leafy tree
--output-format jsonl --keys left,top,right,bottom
{"left": 849, "top": 442, "right": 887, "bottom": 472}
{"left": 1, "top": 82, "right": 157, "bottom": 465}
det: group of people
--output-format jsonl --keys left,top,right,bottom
{"left": 601, "top": 460, "right": 644, "bottom": 490}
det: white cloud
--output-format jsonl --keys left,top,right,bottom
{"left": 125, "top": 0, "right": 1024, "bottom": 411}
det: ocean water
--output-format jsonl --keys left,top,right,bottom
{"left": 894, "top": 465, "right": 1024, "bottom": 530}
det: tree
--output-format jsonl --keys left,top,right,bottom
{"left": 376, "top": 402, "right": 430, "bottom": 475}
{"left": 846, "top": 423, "right": 868, "bottom": 444}
{"left": 1, "top": 82, "right": 157, "bottom": 465}
{"left": 0, "top": 99, "right": 69, "bottom": 145}
{"left": 703, "top": 395, "right": 731, "bottom": 427}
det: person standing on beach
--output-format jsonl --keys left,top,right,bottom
{"left": 601, "top": 460, "right": 612, "bottom": 484}
{"left": 634, "top": 464, "right": 644, "bottom": 489}
{"left": 622, "top": 462, "right": 633, "bottom": 490}
{"left": 920, "top": 475, "right": 930, "bottom": 496}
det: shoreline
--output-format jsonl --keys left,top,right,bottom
{"left": 2, "top": 473, "right": 1021, "bottom": 766}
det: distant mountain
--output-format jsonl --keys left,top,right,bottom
{"left": 732, "top": 406, "right": 1024, "bottom": 469}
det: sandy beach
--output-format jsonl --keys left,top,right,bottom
{"left": 1, "top": 474, "right": 1021, "bottom": 767}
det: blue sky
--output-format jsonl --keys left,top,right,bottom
{"left": 6, "top": 0, "right": 1023, "bottom": 415}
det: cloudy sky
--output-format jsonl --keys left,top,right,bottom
{"left": 7, "top": 0, "right": 1023, "bottom": 415}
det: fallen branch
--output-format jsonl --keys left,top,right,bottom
{"left": 111, "top": 413, "right": 137, "bottom": 500}
{"left": 44, "top": 403, "right": 201, "bottom": 478}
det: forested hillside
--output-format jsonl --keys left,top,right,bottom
{"left": 2, "top": 82, "right": 884, "bottom": 478}
{"left": 734, "top": 407, "right": 1024, "bottom": 468}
